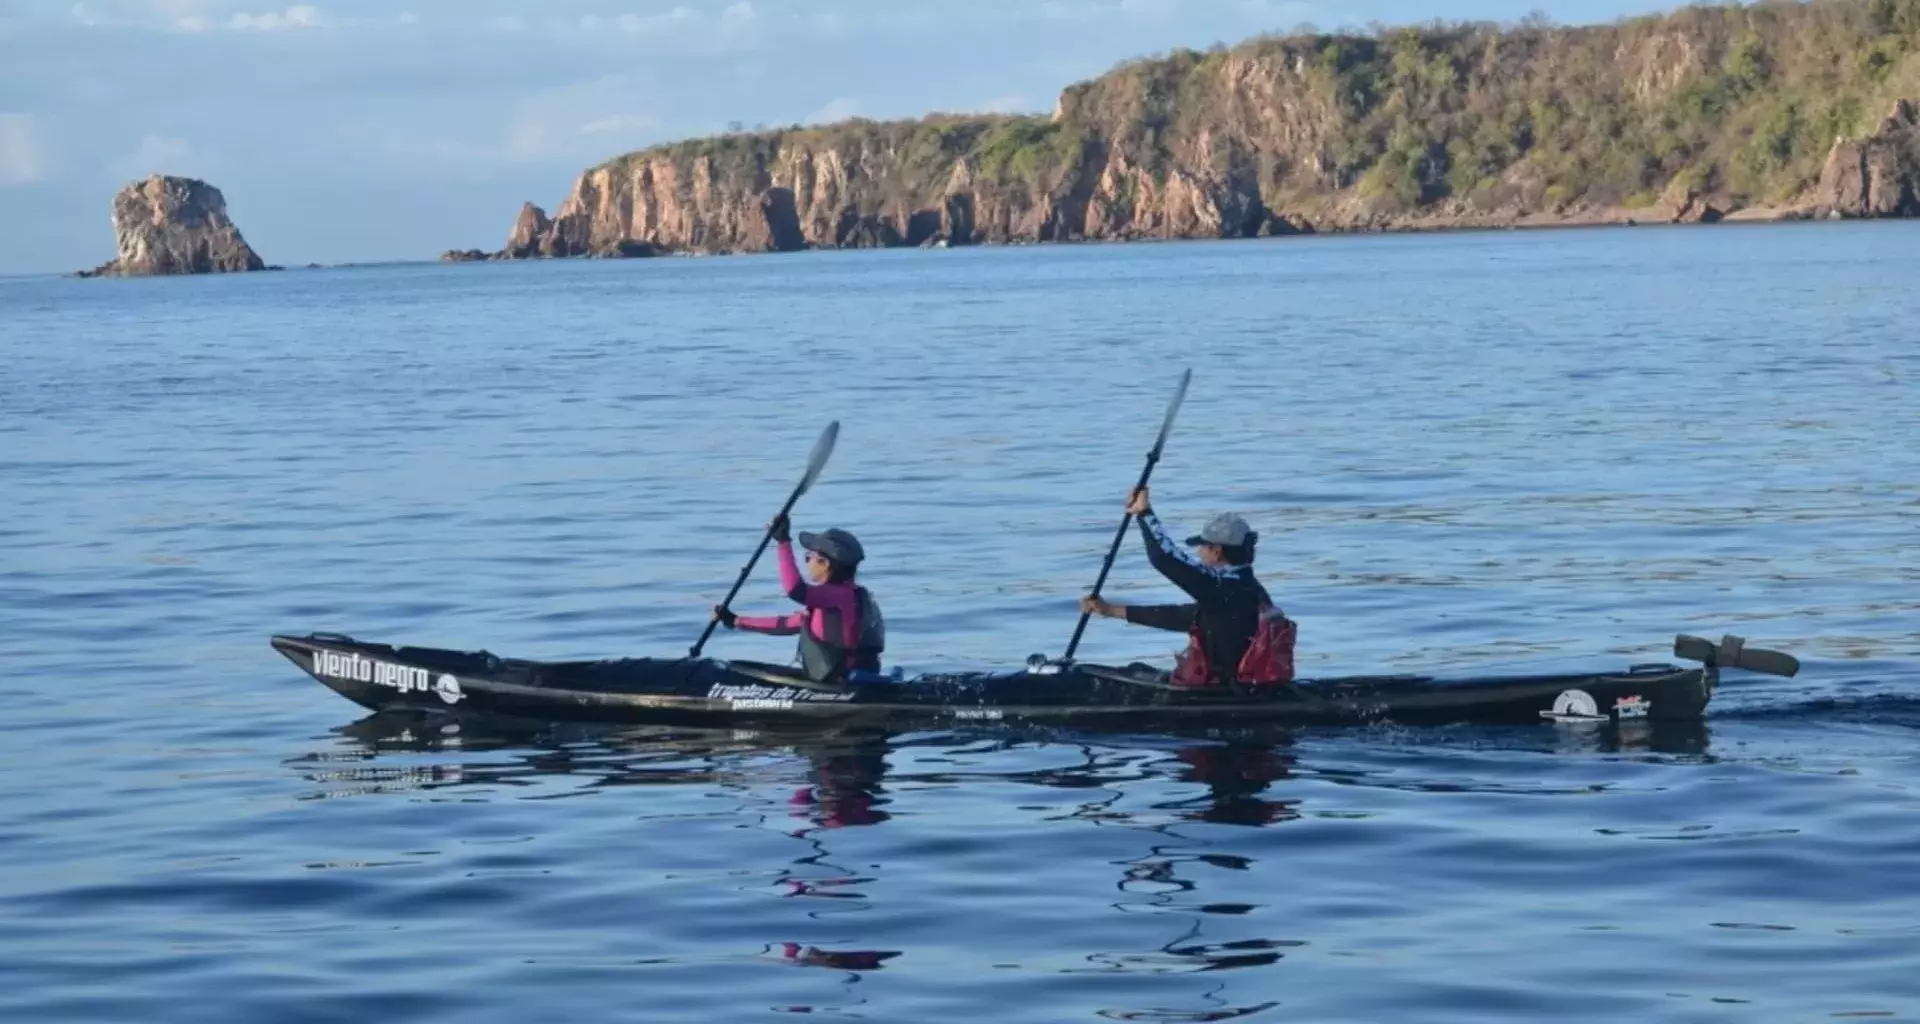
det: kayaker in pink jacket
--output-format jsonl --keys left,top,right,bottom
{"left": 711, "top": 514, "right": 885, "bottom": 682}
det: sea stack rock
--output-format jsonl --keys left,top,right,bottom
{"left": 503, "top": 202, "right": 553, "bottom": 258}
{"left": 80, "top": 175, "right": 266, "bottom": 277}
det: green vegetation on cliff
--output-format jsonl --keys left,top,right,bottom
{"left": 556, "top": 0, "right": 1920, "bottom": 253}
{"left": 1051, "top": 0, "right": 1920, "bottom": 214}
{"left": 596, "top": 113, "right": 1096, "bottom": 225}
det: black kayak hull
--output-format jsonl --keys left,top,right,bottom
{"left": 270, "top": 633, "right": 1733, "bottom": 729}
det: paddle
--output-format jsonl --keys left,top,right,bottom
{"left": 1674, "top": 634, "right": 1800, "bottom": 677}
{"left": 690, "top": 420, "right": 841, "bottom": 658}
{"left": 1061, "top": 369, "right": 1193, "bottom": 663}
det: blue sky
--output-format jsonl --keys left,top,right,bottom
{"left": 1, "top": 0, "right": 1682, "bottom": 274}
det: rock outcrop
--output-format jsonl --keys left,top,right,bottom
{"left": 1817, "top": 99, "right": 1920, "bottom": 219}
{"left": 504, "top": 202, "right": 553, "bottom": 258}
{"left": 478, "top": 0, "right": 1920, "bottom": 260}
{"left": 80, "top": 175, "right": 266, "bottom": 277}
{"left": 1659, "top": 177, "right": 1724, "bottom": 224}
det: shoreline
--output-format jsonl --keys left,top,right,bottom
{"left": 435, "top": 202, "right": 1884, "bottom": 266}
{"left": 21, "top": 209, "right": 1905, "bottom": 281}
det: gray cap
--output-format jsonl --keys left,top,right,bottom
{"left": 1185, "top": 513, "right": 1254, "bottom": 548}
{"left": 799, "top": 528, "right": 865, "bottom": 567}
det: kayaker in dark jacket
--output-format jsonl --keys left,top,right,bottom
{"left": 1080, "top": 487, "right": 1295, "bottom": 687}
{"left": 712, "top": 515, "right": 885, "bottom": 683}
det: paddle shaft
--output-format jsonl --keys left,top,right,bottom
{"left": 1061, "top": 451, "right": 1161, "bottom": 661}
{"left": 688, "top": 420, "right": 838, "bottom": 659}
{"left": 689, "top": 483, "right": 804, "bottom": 658}
{"left": 1061, "top": 370, "right": 1191, "bottom": 663}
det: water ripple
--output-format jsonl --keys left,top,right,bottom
{"left": 3, "top": 225, "right": 1919, "bottom": 1021}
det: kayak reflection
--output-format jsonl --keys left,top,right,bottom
{"left": 1166, "top": 741, "right": 1300, "bottom": 827}
{"left": 772, "top": 942, "right": 900, "bottom": 972}
{"left": 784, "top": 731, "right": 890, "bottom": 830}
{"left": 291, "top": 712, "right": 1712, "bottom": 807}
{"left": 283, "top": 714, "right": 1716, "bottom": 1019}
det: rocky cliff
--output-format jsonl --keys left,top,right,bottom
{"left": 80, "top": 175, "right": 267, "bottom": 277}
{"left": 1816, "top": 98, "right": 1920, "bottom": 216}
{"left": 491, "top": 0, "right": 1920, "bottom": 259}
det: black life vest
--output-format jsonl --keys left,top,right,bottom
{"left": 797, "top": 587, "right": 886, "bottom": 683}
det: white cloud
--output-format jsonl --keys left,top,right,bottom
{"left": 592, "top": 3, "right": 756, "bottom": 49}
{"left": 485, "top": 74, "right": 666, "bottom": 164}
{"left": 804, "top": 97, "right": 860, "bottom": 125}
{"left": 147, "top": 0, "right": 220, "bottom": 18}
{"left": 579, "top": 114, "right": 658, "bottom": 135}
{"left": 717, "top": 1, "right": 757, "bottom": 39}
{"left": 976, "top": 94, "right": 1033, "bottom": 114}
{"left": 113, "top": 133, "right": 193, "bottom": 180}
{"left": 1235, "top": 0, "right": 1318, "bottom": 22}
{"left": 69, "top": 0, "right": 297, "bottom": 30}
{"left": 227, "top": 5, "right": 324, "bottom": 31}
{"left": 507, "top": 118, "right": 552, "bottom": 160}
{"left": 610, "top": 7, "right": 696, "bottom": 35}
{"left": 131, "top": 0, "right": 215, "bottom": 29}
{"left": 335, "top": 121, "right": 493, "bottom": 166}
{"left": 114, "top": 0, "right": 222, "bottom": 32}
{"left": 1039, "top": 0, "right": 1179, "bottom": 21}
{"left": 0, "top": 113, "right": 49, "bottom": 187}
{"left": 113, "top": 2, "right": 338, "bottom": 33}
{"left": 350, "top": 105, "right": 656, "bottom": 179}
{"left": 812, "top": 11, "right": 846, "bottom": 36}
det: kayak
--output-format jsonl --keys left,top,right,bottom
{"left": 269, "top": 632, "right": 1796, "bottom": 729}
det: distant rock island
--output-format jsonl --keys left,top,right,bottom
{"left": 80, "top": 175, "right": 267, "bottom": 277}
{"left": 462, "top": 0, "right": 1920, "bottom": 262}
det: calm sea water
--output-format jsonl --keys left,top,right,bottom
{"left": 4, "top": 224, "right": 1919, "bottom": 1022}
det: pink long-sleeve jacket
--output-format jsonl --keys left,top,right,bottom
{"left": 735, "top": 541, "right": 866, "bottom": 652}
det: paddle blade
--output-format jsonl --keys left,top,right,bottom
{"left": 797, "top": 420, "right": 840, "bottom": 496}
{"left": 1733, "top": 645, "right": 1801, "bottom": 678}
{"left": 1151, "top": 368, "right": 1192, "bottom": 457}
{"left": 1674, "top": 634, "right": 1800, "bottom": 677}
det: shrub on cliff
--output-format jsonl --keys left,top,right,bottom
{"left": 526, "top": 0, "right": 1920, "bottom": 254}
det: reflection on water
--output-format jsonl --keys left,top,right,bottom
{"left": 281, "top": 712, "right": 1731, "bottom": 1020}
{"left": 1161, "top": 744, "right": 1300, "bottom": 827}
{"left": 295, "top": 711, "right": 1718, "bottom": 807}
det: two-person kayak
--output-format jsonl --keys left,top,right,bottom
{"left": 267, "top": 380, "right": 1799, "bottom": 731}
{"left": 270, "top": 631, "right": 1796, "bottom": 729}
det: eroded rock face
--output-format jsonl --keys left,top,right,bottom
{"left": 481, "top": 49, "right": 1510, "bottom": 259}
{"left": 475, "top": 17, "right": 1920, "bottom": 260}
{"left": 504, "top": 202, "right": 553, "bottom": 258}
{"left": 80, "top": 175, "right": 266, "bottom": 277}
{"left": 1265, "top": 213, "right": 1315, "bottom": 236}
{"left": 1817, "top": 99, "right": 1920, "bottom": 218}
{"left": 1659, "top": 177, "right": 1724, "bottom": 224}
